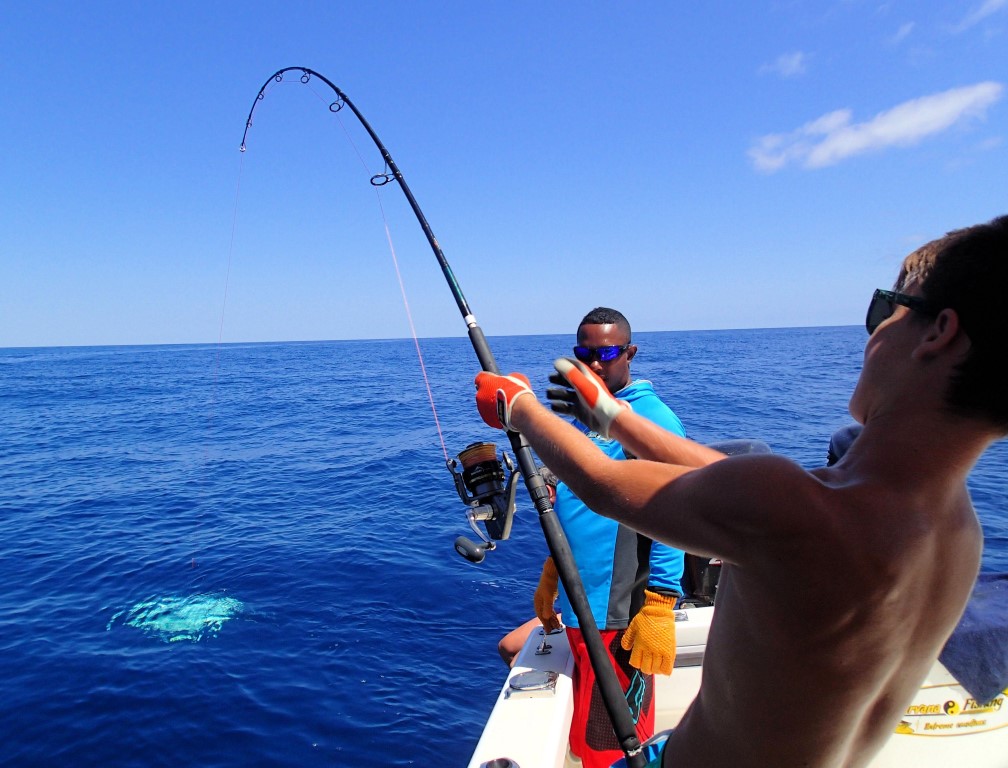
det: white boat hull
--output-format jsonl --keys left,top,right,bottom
{"left": 468, "top": 607, "right": 1008, "bottom": 768}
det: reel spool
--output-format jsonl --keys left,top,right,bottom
{"left": 449, "top": 442, "right": 520, "bottom": 563}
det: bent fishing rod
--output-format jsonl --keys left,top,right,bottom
{"left": 240, "top": 67, "right": 647, "bottom": 767}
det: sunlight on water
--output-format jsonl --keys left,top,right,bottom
{"left": 107, "top": 593, "right": 244, "bottom": 643}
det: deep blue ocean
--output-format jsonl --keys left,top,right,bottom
{"left": 2, "top": 327, "right": 1005, "bottom": 767}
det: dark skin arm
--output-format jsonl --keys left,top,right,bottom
{"left": 608, "top": 411, "right": 729, "bottom": 468}
{"left": 545, "top": 367, "right": 727, "bottom": 468}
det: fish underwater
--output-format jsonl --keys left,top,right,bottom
{"left": 108, "top": 593, "right": 244, "bottom": 643}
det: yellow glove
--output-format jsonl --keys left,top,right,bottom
{"left": 533, "top": 557, "right": 561, "bottom": 632}
{"left": 621, "top": 589, "right": 677, "bottom": 675}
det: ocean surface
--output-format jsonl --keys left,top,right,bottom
{"left": 1, "top": 327, "right": 1005, "bottom": 767}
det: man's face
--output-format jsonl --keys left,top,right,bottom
{"left": 576, "top": 323, "right": 637, "bottom": 394}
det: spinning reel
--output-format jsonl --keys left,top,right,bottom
{"left": 449, "top": 442, "right": 521, "bottom": 563}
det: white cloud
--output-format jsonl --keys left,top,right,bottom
{"left": 748, "top": 82, "right": 1003, "bottom": 172}
{"left": 951, "top": 0, "right": 1008, "bottom": 32}
{"left": 759, "top": 51, "right": 808, "bottom": 78}
{"left": 891, "top": 21, "right": 914, "bottom": 44}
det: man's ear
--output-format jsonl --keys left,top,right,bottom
{"left": 913, "top": 308, "right": 970, "bottom": 361}
{"left": 626, "top": 344, "right": 638, "bottom": 362}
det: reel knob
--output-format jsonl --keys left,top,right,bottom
{"left": 454, "top": 535, "right": 493, "bottom": 564}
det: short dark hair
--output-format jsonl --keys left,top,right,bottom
{"left": 578, "top": 307, "right": 631, "bottom": 339}
{"left": 900, "top": 214, "right": 1008, "bottom": 430}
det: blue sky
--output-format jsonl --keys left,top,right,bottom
{"left": 2, "top": 1, "right": 1005, "bottom": 347}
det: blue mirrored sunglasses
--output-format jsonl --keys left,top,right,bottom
{"left": 572, "top": 344, "right": 630, "bottom": 363}
{"left": 865, "top": 289, "right": 938, "bottom": 335}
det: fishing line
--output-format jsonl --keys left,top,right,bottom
{"left": 189, "top": 150, "right": 247, "bottom": 571}
{"left": 238, "top": 73, "right": 450, "bottom": 464}
{"left": 378, "top": 209, "right": 451, "bottom": 465}
{"left": 318, "top": 83, "right": 451, "bottom": 465}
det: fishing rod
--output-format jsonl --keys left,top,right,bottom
{"left": 240, "top": 67, "right": 647, "bottom": 767}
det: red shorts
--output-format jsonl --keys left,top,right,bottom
{"left": 566, "top": 627, "right": 655, "bottom": 768}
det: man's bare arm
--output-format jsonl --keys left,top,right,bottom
{"left": 546, "top": 356, "right": 725, "bottom": 467}
{"left": 475, "top": 371, "right": 812, "bottom": 563}
{"left": 510, "top": 396, "right": 793, "bottom": 562}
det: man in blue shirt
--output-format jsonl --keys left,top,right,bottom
{"left": 505, "top": 307, "right": 687, "bottom": 768}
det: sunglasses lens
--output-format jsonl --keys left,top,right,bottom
{"left": 573, "top": 345, "right": 625, "bottom": 362}
{"left": 596, "top": 346, "right": 621, "bottom": 361}
{"left": 866, "top": 292, "right": 894, "bottom": 335}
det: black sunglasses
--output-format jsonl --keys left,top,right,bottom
{"left": 865, "top": 289, "right": 938, "bottom": 335}
{"left": 572, "top": 344, "right": 630, "bottom": 363}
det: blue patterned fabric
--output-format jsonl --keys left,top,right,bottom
{"left": 939, "top": 572, "right": 1008, "bottom": 702}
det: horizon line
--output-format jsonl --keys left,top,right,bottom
{"left": 0, "top": 323, "right": 861, "bottom": 352}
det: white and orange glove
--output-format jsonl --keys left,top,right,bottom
{"left": 547, "top": 357, "right": 630, "bottom": 438}
{"left": 533, "top": 556, "right": 562, "bottom": 633}
{"left": 621, "top": 589, "right": 677, "bottom": 675}
{"left": 474, "top": 371, "right": 535, "bottom": 431}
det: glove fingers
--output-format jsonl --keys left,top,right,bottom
{"left": 554, "top": 357, "right": 606, "bottom": 390}
{"left": 534, "top": 591, "right": 556, "bottom": 618}
{"left": 552, "top": 357, "right": 581, "bottom": 389}
{"left": 534, "top": 558, "right": 558, "bottom": 625}
{"left": 563, "top": 366, "right": 602, "bottom": 407}
{"left": 545, "top": 387, "right": 577, "bottom": 403}
{"left": 629, "top": 645, "right": 646, "bottom": 673}
{"left": 652, "top": 654, "right": 670, "bottom": 676}
{"left": 640, "top": 650, "right": 666, "bottom": 676}
{"left": 547, "top": 372, "right": 571, "bottom": 387}
{"left": 475, "top": 372, "right": 533, "bottom": 431}
{"left": 475, "top": 373, "right": 505, "bottom": 429}
{"left": 546, "top": 378, "right": 580, "bottom": 418}
{"left": 537, "top": 609, "right": 557, "bottom": 626}
{"left": 624, "top": 590, "right": 677, "bottom": 675}
{"left": 553, "top": 358, "right": 606, "bottom": 410}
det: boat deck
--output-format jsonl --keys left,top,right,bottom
{"left": 468, "top": 606, "right": 1007, "bottom": 768}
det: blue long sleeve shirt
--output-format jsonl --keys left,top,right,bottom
{"left": 554, "top": 378, "right": 687, "bottom": 630}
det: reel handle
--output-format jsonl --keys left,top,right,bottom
{"left": 450, "top": 442, "right": 519, "bottom": 563}
{"left": 454, "top": 536, "right": 495, "bottom": 564}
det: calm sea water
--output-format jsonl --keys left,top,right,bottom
{"left": 1, "top": 327, "right": 1005, "bottom": 767}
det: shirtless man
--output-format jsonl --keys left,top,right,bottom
{"left": 473, "top": 214, "right": 1007, "bottom": 767}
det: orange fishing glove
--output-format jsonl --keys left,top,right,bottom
{"left": 547, "top": 357, "right": 630, "bottom": 438}
{"left": 621, "top": 589, "right": 677, "bottom": 675}
{"left": 533, "top": 556, "right": 561, "bottom": 632}
{"left": 474, "top": 371, "right": 535, "bottom": 431}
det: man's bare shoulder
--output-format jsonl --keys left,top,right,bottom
{"left": 679, "top": 451, "right": 825, "bottom": 515}
{"left": 646, "top": 453, "right": 830, "bottom": 563}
